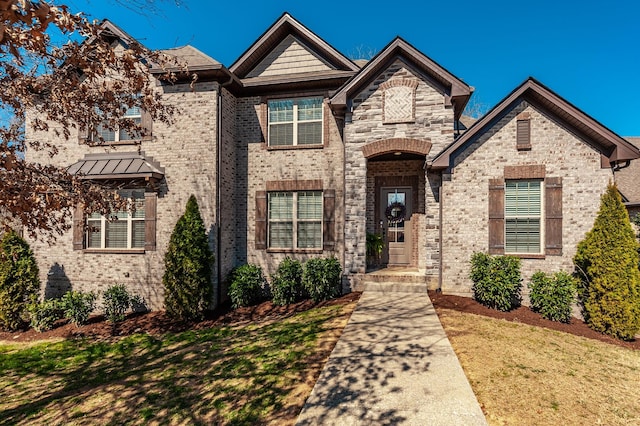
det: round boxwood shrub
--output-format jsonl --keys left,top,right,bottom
{"left": 227, "top": 264, "right": 265, "bottom": 308}
{"left": 103, "top": 284, "right": 141, "bottom": 323}
{"left": 0, "top": 230, "right": 40, "bottom": 331}
{"left": 61, "top": 290, "right": 96, "bottom": 326}
{"left": 470, "top": 252, "right": 522, "bottom": 312}
{"left": 271, "top": 257, "right": 305, "bottom": 306}
{"left": 574, "top": 183, "right": 640, "bottom": 340}
{"left": 528, "top": 271, "right": 577, "bottom": 323}
{"left": 303, "top": 257, "right": 342, "bottom": 303}
{"left": 27, "top": 298, "right": 64, "bottom": 332}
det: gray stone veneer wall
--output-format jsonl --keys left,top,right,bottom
{"left": 343, "top": 60, "right": 455, "bottom": 288}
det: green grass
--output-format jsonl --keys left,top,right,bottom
{"left": 0, "top": 303, "right": 353, "bottom": 425}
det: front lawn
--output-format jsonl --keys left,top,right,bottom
{"left": 0, "top": 300, "right": 357, "bottom": 425}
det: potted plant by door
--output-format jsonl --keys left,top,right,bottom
{"left": 366, "top": 232, "right": 384, "bottom": 269}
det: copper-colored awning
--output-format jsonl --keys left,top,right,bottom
{"left": 67, "top": 152, "right": 164, "bottom": 180}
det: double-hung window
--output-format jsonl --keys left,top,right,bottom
{"left": 268, "top": 191, "right": 322, "bottom": 249}
{"left": 94, "top": 105, "right": 142, "bottom": 143}
{"left": 505, "top": 180, "right": 542, "bottom": 254}
{"left": 87, "top": 189, "right": 145, "bottom": 249}
{"left": 268, "top": 97, "right": 323, "bottom": 146}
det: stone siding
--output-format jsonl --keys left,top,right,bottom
{"left": 441, "top": 101, "right": 614, "bottom": 297}
{"left": 343, "top": 60, "right": 455, "bottom": 285}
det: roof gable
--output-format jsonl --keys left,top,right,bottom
{"left": 330, "top": 37, "right": 472, "bottom": 120}
{"left": 431, "top": 78, "right": 640, "bottom": 170}
{"left": 229, "top": 12, "right": 359, "bottom": 79}
{"left": 246, "top": 34, "right": 333, "bottom": 78}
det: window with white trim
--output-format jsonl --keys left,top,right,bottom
{"left": 87, "top": 189, "right": 145, "bottom": 249}
{"left": 268, "top": 191, "right": 322, "bottom": 249}
{"left": 94, "top": 105, "right": 142, "bottom": 142}
{"left": 505, "top": 180, "right": 542, "bottom": 254}
{"left": 268, "top": 97, "right": 323, "bottom": 146}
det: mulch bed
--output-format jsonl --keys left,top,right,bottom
{"left": 1, "top": 291, "right": 638, "bottom": 351}
{"left": 428, "top": 290, "right": 640, "bottom": 351}
{"left": 0, "top": 292, "right": 362, "bottom": 343}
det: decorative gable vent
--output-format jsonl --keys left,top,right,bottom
{"left": 381, "top": 79, "right": 418, "bottom": 124}
{"left": 516, "top": 112, "right": 531, "bottom": 150}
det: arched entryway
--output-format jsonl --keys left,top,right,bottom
{"left": 363, "top": 138, "right": 431, "bottom": 269}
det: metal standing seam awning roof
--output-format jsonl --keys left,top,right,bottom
{"left": 67, "top": 152, "right": 164, "bottom": 180}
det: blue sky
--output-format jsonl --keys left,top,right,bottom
{"left": 68, "top": 0, "right": 640, "bottom": 136}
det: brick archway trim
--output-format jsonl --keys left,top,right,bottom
{"left": 362, "top": 138, "right": 432, "bottom": 159}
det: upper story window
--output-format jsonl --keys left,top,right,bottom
{"left": 93, "top": 105, "right": 142, "bottom": 143}
{"left": 268, "top": 97, "right": 323, "bottom": 146}
{"left": 505, "top": 180, "right": 542, "bottom": 254}
{"left": 87, "top": 189, "right": 145, "bottom": 250}
{"left": 268, "top": 190, "right": 322, "bottom": 249}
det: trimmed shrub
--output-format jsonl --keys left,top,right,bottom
{"left": 27, "top": 298, "right": 64, "bottom": 332}
{"left": 61, "top": 291, "right": 96, "bottom": 326}
{"left": 303, "top": 257, "right": 342, "bottom": 303}
{"left": 470, "top": 252, "right": 522, "bottom": 311}
{"left": 227, "top": 264, "right": 265, "bottom": 308}
{"left": 103, "top": 284, "right": 138, "bottom": 323}
{"left": 271, "top": 257, "right": 305, "bottom": 306}
{"left": 574, "top": 183, "right": 640, "bottom": 340}
{"left": 163, "top": 195, "right": 214, "bottom": 321}
{"left": 0, "top": 230, "right": 40, "bottom": 331}
{"left": 528, "top": 271, "right": 577, "bottom": 323}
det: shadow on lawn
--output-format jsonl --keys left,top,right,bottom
{"left": 0, "top": 306, "right": 348, "bottom": 425}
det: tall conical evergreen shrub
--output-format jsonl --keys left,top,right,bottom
{"left": 574, "top": 183, "right": 640, "bottom": 340}
{"left": 0, "top": 230, "right": 40, "bottom": 331}
{"left": 163, "top": 195, "right": 214, "bottom": 321}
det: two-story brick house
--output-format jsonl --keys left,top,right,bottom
{"left": 26, "top": 13, "right": 640, "bottom": 310}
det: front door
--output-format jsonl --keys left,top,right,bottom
{"left": 381, "top": 187, "right": 412, "bottom": 265}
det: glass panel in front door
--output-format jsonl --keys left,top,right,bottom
{"left": 387, "top": 191, "right": 406, "bottom": 243}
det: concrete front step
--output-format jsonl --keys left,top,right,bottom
{"left": 363, "top": 273, "right": 426, "bottom": 284}
{"left": 362, "top": 280, "right": 429, "bottom": 293}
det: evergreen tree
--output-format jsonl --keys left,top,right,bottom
{"left": 163, "top": 195, "right": 214, "bottom": 321}
{"left": 574, "top": 183, "right": 640, "bottom": 340}
{"left": 0, "top": 231, "right": 40, "bottom": 331}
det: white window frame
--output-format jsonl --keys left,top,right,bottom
{"left": 94, "top": 105, "right": 142, "bottom": 143}
{"left": 268, "top": 191, "right": 323, "bottom": 249}
{"left": 267, "top": 97, "right": 323, "bottom": 146}
{"left": 86, "top": 189, "right": 145, "bottom": 250}
{"left": 504, "top": 180, "right": 544, "bottom": 254}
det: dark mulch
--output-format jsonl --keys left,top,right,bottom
{"left": 428, "top": 290, "right": 640, "bottom": 351}
{"left": 2, "top": 291, "right": 638, "bottom": 351}
{"left": 0, "top": 292, "right": 362, "bottom": 343}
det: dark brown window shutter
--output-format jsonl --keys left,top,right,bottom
{"left": 78, "top": 127, "right": 89, "bottom": 144}
{"left": 323, "top": 189, "right": 336, "bottom": 251}
{"left": 516, "top": 119, "right": 531, "bottom": 150}
{"left": 255, "top": 191, "right": 267, "bottom": 250}
{"left": 144, "top": 192, "right": 157, "bottom": 251}
{"left": 141, "top": 109, "right": 153, "bottom": 142}
{"left": 73, "top": 204, "right": 84, "bottom": 250}
{"left": 545, "top": 177, "right": 563, "bottom": 256}
{"left": 488, "top": 179, "right": 505, "bottom": 255}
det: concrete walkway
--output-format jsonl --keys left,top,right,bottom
{"left": 296, "top": 290, "right": 487, "bottom": 425}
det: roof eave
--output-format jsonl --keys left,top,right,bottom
{"left": 431, "top": 78, "right": 640, "bottom": 171}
